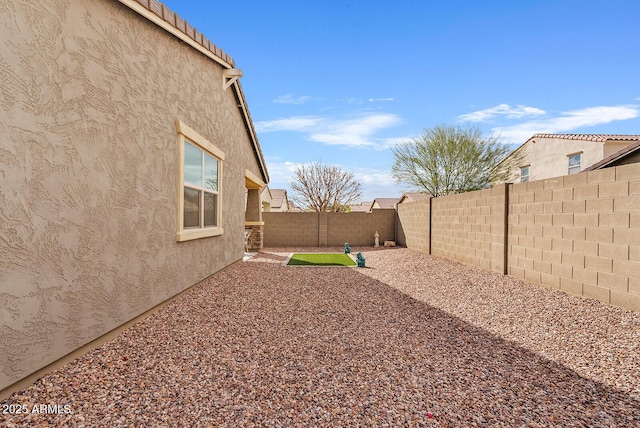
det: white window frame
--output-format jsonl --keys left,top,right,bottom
{"left": 176, "top": 120, "right": 225, "bottom": 242}
{"left": 567, "top": 152, "right": 582, "bottom": 175}
{"left": 520, "top": 165, "right": 530, "bottom": 182}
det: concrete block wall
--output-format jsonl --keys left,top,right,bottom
{"left": 263, "top": 163, "right": 640, "bottom": 312}
{"left": 508, "top": 163, "right": 640, "bottom": 311}
{"left": 262, "top": 212, "right": 319, "bottom": 247}
{"left": 327, "top": 210, "right": 395, "bottom": 246}
{"left": 396, "top": 198, "right": 431, "bottom": 253}
{"left": 263, "top": 210, "right": 395, "bottom": 247}
{"left": 431, "top": 185, "right": 507, "bottom": 273}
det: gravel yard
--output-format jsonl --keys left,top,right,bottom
{"left": 2, "top": 247, "right": 640, "bottom": 427}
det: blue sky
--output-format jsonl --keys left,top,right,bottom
{"left": 161, "top": 0, "right": 640, "bottom": 202}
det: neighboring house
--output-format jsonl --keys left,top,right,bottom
{"left": 0, "top": 0, "right": 268, "bottom": 395}
{"left": 261, "top": 186, "right": 273, "bottom": 211}
{"left": 583, "top": 140, "right": 640, "bottom": 171}
{"left": 371, "top": 198, "right": 402, "bottom": 210}
{"left": 269, "top": 189, "right": 290, "bottom": 212}
{"left": 499, "top": 134, "right": 640, "bottom": 183}
{"left": 349, "top": 201, "right": 373, "bottom": 213}
{"left": 398, "top": 193, "right": 431, "bottom": 204}
{"left": 260, "top": 187, "right": 289, "bottom": 212}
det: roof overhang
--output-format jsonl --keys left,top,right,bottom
{"left": 583, "top": 140, "right": 640, "bottom": 171}
{"left": 117, "top": 0, "right": 234, "bottom": 68}
{"left": 116, "top": 0, "right": 270, "bottom": 185}
{"left": 245, "top": 169, "right": 265, "bottom": 190}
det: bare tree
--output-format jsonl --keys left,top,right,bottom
{"left": 391, "top": 124, "right": 522, "bottom": 197}
{"left": 289, "top": 162, "right": 362, "bottom": 212}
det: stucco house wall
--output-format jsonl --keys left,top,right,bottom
{"left": 269, "top": 189, "right": 290, "bottom": 212}
{"left": 1, "top": 0, "right": 267, "bottom": 393}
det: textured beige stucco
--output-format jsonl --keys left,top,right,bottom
{"left": 1, "top": 0, "right": 265, "bottom": 390}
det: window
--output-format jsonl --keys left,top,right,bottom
{"left": 176, "top": 120, "right": 225, "bottom": 241}
{"left": 568, "top": 153, "right": 581, "bottom": 175}
{"left": 520, "top": 166, "right": 529, "bottom": 182}
{"left": 183, "top": 141, "right": 218, "bottom": 227}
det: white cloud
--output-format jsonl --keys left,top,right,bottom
{"left": 334, "top": 97, "right": 394, "bottom": 105}
{"left": 255, "top": 116, "right": 321, "bottom": 132}
{"left": 309, "top": 113, "right": 401, "bottom": 148}
{"left": 261, "top": 159, "right": 299, "bottom": 188}
{"left": 256, "top": 113, "right": 403, "bottom": 149}
{"left": 273, "top": 94, "right": 312, "bottom": 105}
{"left": 368, "top": 97, "right": 395, "bottom": 103}
{"left": 458, "top": 104, "right": 546, "bottom": 122}
{"left": 355, "top": 169, "right": 396, "bottom": 186}
{"left": 493, "top": 104, "right": 640, "bottom": 144}
{"left": 355, "top": 168, "right": 403, "bottom": 200}
{"left": 376, "top": 136, "right": 411, "bottom": 150}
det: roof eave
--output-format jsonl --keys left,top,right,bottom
{"left": 583, "top": 140, "right": 640, "bottom": 171}
{"left": 116, "top": 0, "right": 269, "bottom": 184}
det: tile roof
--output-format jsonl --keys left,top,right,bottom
{"left": 401, "top": 192, "right": 430, "bottom": 201}
{"left": 134, "top": 0, "right": 234, "bottom": 67}
{"left": 269, "top": 189, "right": 288, "bottom": 208}
{"left": 529, "top": 134, "right": 640, "bottom": 143}
{"left": 373, "top": 198, "right": 401, "bottom": 209}
{"left": 349, "top": 202, "right": 372, "bottom": 213}
{"left": 583, "top": 140, "right": 640, "bottom": 171}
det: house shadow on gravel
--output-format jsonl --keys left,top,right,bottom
{"left": 2, "top": 251, "right": 639, "bottom": 427}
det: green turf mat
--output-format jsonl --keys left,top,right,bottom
{"left": 287, "top": 253, "right": 356, "bottom": 266}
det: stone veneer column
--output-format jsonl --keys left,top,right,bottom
{"left": 245, "top": 188, "right": 263, "bottom": 251}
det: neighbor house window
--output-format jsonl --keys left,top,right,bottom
{"left": 176, "top": 120, "right": 225, "bottom": 241}
{"left": 520, "top": 166, "right": 530, "bottom": 182}
{"left": 568, "top": 153, "right": 582, "bottom": 175}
